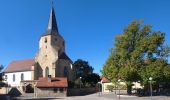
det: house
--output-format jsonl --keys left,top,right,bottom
{"left": 101, "top": 76, "right": 113, "bottom": 92}
{"left": 36, "top": 77, "right": 68, "bottom": 97}
{"left": 3, "top": 59, "right": 35, "bottom": 87}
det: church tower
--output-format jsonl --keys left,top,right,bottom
{"left": 35, "top": 4, "right": 74, "bottom": 81}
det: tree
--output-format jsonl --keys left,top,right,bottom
{"left": 0, "top": 65, "right": 4, "bottom": 72}
{"left": 81, "top": 73, "right": 100, "bottom": 87}
{"left": 102, "top": 20, "right": 170, "bottom": 94}
{"left": 73, "top": 59, "right": 94, "bottom": 78}
{"left": 0, "top": 65, "right": 5, "bottom": 87}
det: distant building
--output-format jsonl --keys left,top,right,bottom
{"left": 101, "top": 76, "right": 112, "bottom": 92}
{"left": 3, "top": 4, "right": 75, "bottom": 97}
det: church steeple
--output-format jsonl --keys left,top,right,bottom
{"left": 43, "top": 3, "right": 59, "bottom": 36}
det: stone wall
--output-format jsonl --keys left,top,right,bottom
{"left": 67, "top": 88, "right": 97, "bottom": 96}
{"left": 36, "top": 87, "right": 67, "bottom": 97}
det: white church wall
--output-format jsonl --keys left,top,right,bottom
{"left": 4, "top": 71, "right": 32, "bottom": 87}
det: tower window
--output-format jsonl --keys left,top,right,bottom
{"left": 44, "top": 38, "right": 47, "bottom": 43}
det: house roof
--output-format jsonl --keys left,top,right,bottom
{"left": 4, "top": 59, "right": 35, "bottom": 73}
{"left": 101, "top": 76, "right": 110, "bottom": 83}
{"left": 36, "top": 77, "right": 68, "bottom": 88}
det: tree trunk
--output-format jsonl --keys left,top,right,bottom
{"left": 127, "top": 84, "right": 132, "bottom": 95}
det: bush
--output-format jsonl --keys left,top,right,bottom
{"left": 107, "top": 85, "right": 114, "bottom": 92}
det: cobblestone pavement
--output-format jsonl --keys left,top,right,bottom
{"left": 13, "top": 93, "right": 170, "bottom": 100}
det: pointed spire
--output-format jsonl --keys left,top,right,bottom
{"left": 43, "top": 1, "right": 59, "bottom": 36}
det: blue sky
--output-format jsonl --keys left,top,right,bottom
{"left": 0, "top": 0, "right": 170, "bottom": 74}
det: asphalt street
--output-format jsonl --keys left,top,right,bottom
{"left": 13, "top": 92, "right": 170, "bottom": 100}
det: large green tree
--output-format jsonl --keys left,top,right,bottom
{"left": 102, "top": 20, "right": 170, "bottom": 94}
{"left": 73, "top": 59, "right": 94, "bottom": 78}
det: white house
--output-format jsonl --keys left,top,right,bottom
{"left": 3, "top": 59, "right": 35, "bottom": 87}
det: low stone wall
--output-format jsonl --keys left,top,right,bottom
{"left": 36, "top": 87, "right": 67, "bottom": 97}
{"left": 67, "top": 88, "right": 97, "bottom": 96}
{"left": 0, "top": 87, "right": 7, "bottom": 94}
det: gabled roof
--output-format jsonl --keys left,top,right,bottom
{"left": 36, "top": 77, "right": 68, "bottom": 88}
{"left": 4, "top": 59, "right": 35, "bottom": 73}
{"left": 59, "top": 52, "right": 72, "bottom": 63}
{"left": 101, "top": 76, "right": 111, "bottom": 83}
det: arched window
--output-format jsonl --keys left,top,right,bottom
{"left": 44, "top": 37, "right": 47, "bottom": 43}
{"left": 64, "top": 67, "right": 68, "bottom": 77}
{"left": 21, "top": 73, "right": 24, "bottom": 81}
{"left": 45, "top": 67, "right": 49, "bottom": 77}
{"left": 13, "top": 74, "right": 15, "bottom": 82}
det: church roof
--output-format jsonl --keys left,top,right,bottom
{"left": 36, "top": 77, "right": 68, "bottom": 88}
{"left": 42, "top": 6, "right": 60, "bottom": 36}
{"left": 4, "top": 59, "right": 35, "bottom": 73}
{"left": 59, "top": 52, "right": 73, "bottom": 63}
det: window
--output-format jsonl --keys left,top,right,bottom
{"left": 45, "top": 67, "right": 49, "bottom": 77}
{"left": 59, "top": 88, "right": 64, "bottom": 93}
{"left": 45, "top": 55, "right": 47, "bottom": 57}
{"left": 4, "top": 75, "right": 7, "bottom": 81}
{"left": 21, "top": 73, "right": 24, "bottom": 81}
{"left": 64, "top": 67, "right": 68, "bottom": 77}
{"left": 13, "top": 74, "right": 15, "bottom": 82}
{"left": 54, "top": 88, "right": 58, "bottom": 93}
{"left": 44, "top": 37, "right": 47, "bottom": 43}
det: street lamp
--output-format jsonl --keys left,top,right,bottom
{"left": 98, "top": 81, "right": 101, "bottom": 96}
{"left": 149, "top": 77, "right": 152, "bottom": 100}
{"left": 118, "top": 79, "right": 121, "bottom": 99}
{"left": 34, "top": 82, "right": 37, "bottom": 98}
{"left": 101, "top": 80, "right": 103, "bottom": 95}
{"left": 80, "top": 77, "right": 82, "bottom": 90}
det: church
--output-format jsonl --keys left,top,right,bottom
{"left": 3, "top": 3, "right": 74, "bottom": 97}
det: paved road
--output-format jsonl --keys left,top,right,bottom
{"left": 13, "top": 93, "right": 170, "bottom": 100}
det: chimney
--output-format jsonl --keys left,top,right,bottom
{"left": 48, "top": 75, "right": 52, "bottom": 82}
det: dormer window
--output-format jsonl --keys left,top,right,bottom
{"left": 45, "top": 37, "right": 47, "bottom": 43}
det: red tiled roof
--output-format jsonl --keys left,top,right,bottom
{"left": 4, "top": 59, "right": 35, "bottom": 73}
{"left": 101, "top": 76, "right": 110, "bottom": 83}
{"left": 36, "top": 77, "right": 68, "bottom": 88}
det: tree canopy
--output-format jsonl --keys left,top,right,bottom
{"left": 73, "top": 59, "right": 100, "bottom": 87}
{"left": 73, "top": 59, "right": 94, "bottom": 78}
{"left": 102, "top": 20, "right": 170, "bottom": 94}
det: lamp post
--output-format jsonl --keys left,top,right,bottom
{"left": 98, "top": 81, "right": 102, "bottom": 96}
{"left": 149, "top": 77, "right": 152, "bottom": 100}
{"left": 80, "top": 77, "right": 82, "bottom": 89}
{"left": 101, "top": 80, "right": 103, "bottom": 95}
{"left": 149, "top": 77, "right": 153, "bottom": 96}
{"left": 34, "top": 82, "right": 37, "bottom": 98}
{"left": 118, "top": 79, "right": 121, "bottom": 99}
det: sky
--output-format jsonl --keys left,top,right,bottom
{"left": 0, "top": 0, "right": 170, "bottom": 74}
